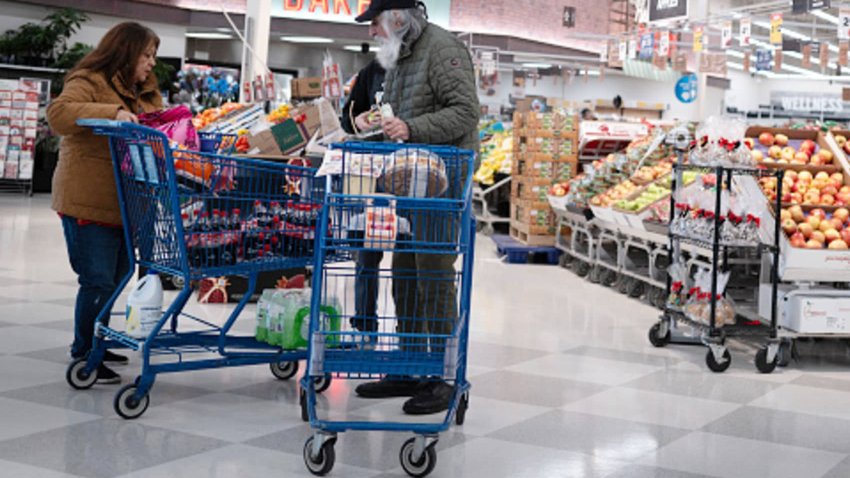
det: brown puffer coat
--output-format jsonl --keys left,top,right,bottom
{"left": 48, "top": 70, "right": 162, "bottom": 225}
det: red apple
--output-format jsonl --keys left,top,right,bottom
{"left": 782, "top": 218, "right": 798, "bottom": 235}
{"left": 843, "top": 141, "right": 850, "bottom": 155}
{"left": 798, "top": 222, "right": 814, "bottom": 239}
{"left": 744, "top": 138, "right": 755, "bottom": 150}
{"left": 823, "top": 185, "right": 839, "bottom": 196}
{"left": 822, "top": 194, "right": 836, "bottom": 206}
{"left": 831, "top": 217, "right": 844, "bottom": 230}
{"left": 759, "top": 132, "right": 775, "bottom": 146}
{"left": 834, "top": 208, "right": 850, "bottom": 223}
{"left": 751, "top": 150, "right": 764, "bottom": 163}
{"left": 810, "top": 154, "right": 825, "bottom": 166}
{"left": 829, "top": 239, "right": 849, "bottom": 249}
{"left": 808, "top": 216, "right": 822, "bottom": 230}
{"left": 781, "top": 147, "right": 796, "bottom": 161}
{"left": 800, "top": 140, "right": 817, "bottom": 155}
{"left": 789, "top": 205, "right": 805, "bottom": 222}
{"left": 812, "top": 230, "right": 827, "bottom": 244}
{"left": 820, "top": 150, "right": 835, "bottom": 163}
{"left": 799, "top": 171, "right": 814, "bottom": 183}
{"left": 775, "top": 134, "right": 790, "bottom": 146}
{"left": 840, "top": 228, "right": 850, "bottom": 245}
{"left": 820, "top": 220, "right": 836, "bottom": 233}
{"left": 807, "top": 239, "right": 825, "bottom": 249}
{"left": 811, "top": 208, "right": 827, "bottom": 220}
{"left": 831, "top": 172, "right": 844, "bottom": 184}
{"left": 768, "top": 146, "right": 783, "bottom": 159}
{"left": 825, "top": 229, "right": 842, "bottom": 243}
{"left": 791, "top": 192, "right": 804, "bottom": 203}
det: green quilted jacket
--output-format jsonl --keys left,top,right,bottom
{"left": 383, "top": 21, "right": 480, "bottom": 155}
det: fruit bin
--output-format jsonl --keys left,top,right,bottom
{"left": 746, "top": 127, "right": 841, "bottom": 174}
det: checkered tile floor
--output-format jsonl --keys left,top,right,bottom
{"left": 3, "top": 195, "right": 850, "bottom": 478}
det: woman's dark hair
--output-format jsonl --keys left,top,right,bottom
{"left": 69, "top": 22, "right": 159, "bottom": 88}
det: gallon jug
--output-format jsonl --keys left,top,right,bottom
{"left": 126, "top": 272, "right": 164, "bottom": 339}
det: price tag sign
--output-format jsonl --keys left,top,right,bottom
{"left": 628, "top": 37, "right": 638, "bottom": 59}
{"left": 770, "top": 13, "right": 783, "bottom": 45}
{"left": 721, "top": 21, "right": 732, "bottom": 49}
{"left": 619, "top": 38, "right": 628, "bottom": 61}
{"left": 659, "top": 31, "right": 670, "bottom": 57}
{"left": 693, "top": 26, "right": 704, "bottom": 53}
{"left": 740, "top": 18, "right": 751, "bottom": 46}
{"left": 840, "top": 9, "right": 850, "bottom": 40}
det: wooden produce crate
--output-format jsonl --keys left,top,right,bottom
{"left": 511, "top": 155, "right": 577, "bottom": 181}
{"left": 512, "top": 176, "right": 554, "bottom": 202}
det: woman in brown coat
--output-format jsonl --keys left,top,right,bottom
{"left": 47, "top": 22, "right": 163, "bottom": 383}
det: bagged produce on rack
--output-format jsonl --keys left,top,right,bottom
{"left": 666, "top": 261, "right": 688, "bottom": 308}
{"left": 684, "top": 268, "right": 735, "bottom": 327}
{"left": 689, "top": 116, "right": 754, "bottom": 167}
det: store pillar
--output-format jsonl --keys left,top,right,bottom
{"left": 241, "top": 0, "right": 272, "bottom": 103}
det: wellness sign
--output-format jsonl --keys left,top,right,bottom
{"left": 271, "top": 0, "right": 451, "bottom": 26}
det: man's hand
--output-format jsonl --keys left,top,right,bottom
{"left": 116, "top": 109, "right": 139, "bottom": 123}
{"left": 354, "top": 110, "right": 380, "bottom": 132}
{"left": 382, "top": 117, "right": 410, "bottom": 142}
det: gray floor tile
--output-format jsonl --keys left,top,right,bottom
{"left": 487, "top": 410, "right": 690, "bottom": 462}
{"left": 823, "top": 456, "right": 850, "bottom": 478}
{"left": 17, "top": 346, "right": 72, "bottom": 364}
{"left": 0, "top": 320, "right": 13, "bottom": 328}
{"left": 703, "top": 406, "right": 850, "bottom": 454}
{"left": 469, "top": 369, "right": 608, "bottom": 407}
{"left": 0, "top": 418, "right": 229, "bottom": 478}
{"left": 46, "top": 298, "right": 78, "bottom": 308}
{"left": 0, "top": 276, "right": 36, "bottom": 287}
{"left": 466, "top": 341, "right": 551, "bottom": 368}
{"left": 565, "top": 345, "right": 683, "bottom": 367}
{"left": 790, "top": 374, "right": 850, "bottom": 394}
{"left": 246, "top": 425, "right": 470, "bottom": 471}
{"left": 0, "top": 380, "right": 214, "bottom": 418}
{"left": 30, "top": 320, "right": 75, "bottom": 332}
{"left": 224, "top": 378, "right": 302, "bottom": 404}
{"left": 604, "top": 464, "right": 718, "bottom": 478}
{"left": 624, "top": 368, "right": 782, "bottom": 404}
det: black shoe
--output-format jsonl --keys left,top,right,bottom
{"left": 403, "top": 381, "right": 454, "bottom": 415}
{"left": 96, "top": 365, "right": 122, "bottom": 385}
{"left": 355, "top": 377, "right": 422, "bottom": 398}
{"left": 103, "top": 350, "right": 129, "bottom": 365}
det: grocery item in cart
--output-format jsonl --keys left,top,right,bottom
{"left": 126, "top": 272, "right": 163, "bottom": 338}
{"left": 379, "top": 148, "right": 448, "bottom": 198}
{"left": 683, "top": 268, "right": 736, "bottom": 327}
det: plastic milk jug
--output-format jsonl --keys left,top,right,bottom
{"left": 126, "top": 272, "right": 163, "bottom": 339}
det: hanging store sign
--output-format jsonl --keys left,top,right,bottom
{"left": 774, "top": 48, "right": 783, "bottom": 72}
{"left": 608, "top": 40, "right": 623, "bottom": 68}
{"left": 793, "top": 0, "right": 830, "bottom": 14}
{"left": 802, "top": 43, "right": 812, "bottom": 68}
{"left": 721, "top": 21, "right": 732, "bottom": 49}
{"left": 658, "top": 31, "right": 670, "bottom": 57}
{"left": 639, "top": 32, "right": 654, "bottom": 60}
{"left": 820, "top": 44, "right": 830, "bottom": 72}
{"left": 755, "top": 49, "right": 772, "bottom": 71}
{"left": 675, "top": 73, "right": 697, "bottom": 104}
{"left": 771, "top": 92, "right": 845, "bottom": 113}
{"left": 841, "top": 41, "right": 849, "bottom": 67}
{"left": 271, "top": 0, "right": 450, "bottom": 27}
{"left": 743, "top": 50, "right": 751, "bottom": 72}
{"left": 563, "top": 6, "right": 576, "bottom": 27}
{"left": 840, "top": 9, "right": 850, "bottom": 40}
{"left": 649, "top": 0, "right": 687, "bottom": 22}
{"left": 619, "top": 38, "right": 628, "bottom": 62}
{"left": 628, "top": 37, "right": 638, "bottom": 59}
{"left": 699, "top": 52, "right": 728, "bottom": 76}
{"left": 739, "top": 18, "right": 751, "bottom": 46}
{"left": 770, "top": 13, "right": 783, "bottom": 45}
{"left": 693, "top": 25, "right": 704, "bottom": 53}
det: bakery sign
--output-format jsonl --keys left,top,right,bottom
{"left": 649, "top": 0, "right": 687, "bottom": 22}
{"left": 271, "top": 0, "right": 450, "bottom": 26}
{"left": 771, "top": 91, "right": 846, "bottom": 114}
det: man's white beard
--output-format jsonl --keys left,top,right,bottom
{"left": 375, "top": 33, "right": 403, "bottom": 70}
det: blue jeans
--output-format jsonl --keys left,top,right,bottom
{"left": 353, "top": 250, "right": 383, "bottom": 332}
{"left": 61, "top": 216, "right": 130, "bottom": 359}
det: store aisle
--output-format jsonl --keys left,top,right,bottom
{"left": 2, "top": 194, "right": 850, "bottom": 478}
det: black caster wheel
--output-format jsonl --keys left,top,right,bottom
{"left": 755, "top": 346, "right": 778, "bottom": 374}
{"left": 705, "top": 348, "right": 732, "bottom": 373}
{"left": 617, "top": 276, "right": 632, "bottom": 295}
{"left": 601, "top": 270, "right": 618, "bottom": 287}
{"left": 587, "top": 265, "right": 601, "bottom": 283}
{"left": 574, "top": 261, "right": 591, "bottom": 278}
{"left": 114, "top": 384, "right": 150, "bottom": 419}
{"left": 648, "top": 322, "right": 670, "bottom": 348}
{"left": 66, "top": 358, "right": 97, "bottom": 390}
{"left": 400, "top": 437, "right": 438, "bottom": 478}
{"left": 313, "top": 374, "right": 332, "bottom": 393}
{"left": 777, "top": 340, "right": 792, "bottom": 367}
{"left": 270, "top": 361, "right": 299, "bottom": 380}
{"left": 300, "top": 388, "right": 309, "bottom": 422}
{"left": 303, "top": 436, "right": 336, "bottom": 476}
{"left": 558, "top": 254, "right": 574, "bottom": 269}
{"left": 628, "top": 281, "right": 646, "bottom": 299}
{"left": 169, "top": 275, "right": 186, "bottom": 289}
{"left": 653, "top": 289, "right": 669, "bottom": 309}
{"left": 455, "top": 393, "right": 469, "bottom": 425}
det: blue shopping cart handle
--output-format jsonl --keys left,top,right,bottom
{"left": 77, "top": 119, "right": 167, "bottom": 141}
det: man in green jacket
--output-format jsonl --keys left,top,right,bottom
{"left": 353, "top": 0, "right": 479, "bottom": 415}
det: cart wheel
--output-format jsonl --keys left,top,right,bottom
{"left": 455, "top": 393, "right": 469, "bottom": 425}
{"left": 114, "top": 384, "right": 150, "bottom": 419}
{"left": 588, "top": 265, "right": 603, "bottom": 284}
{"left": 755, "top": 346, "right": 778, "bottom": 374}
{"left": 705, "top": 348, "right": 732, "bottom": 373}
{"left": 574, "top": 261, "right": 591, "bottom": 278}
{"left": 303, "top": 436, "right": 336, "bottom": 476}
{"left": 169, "top": 275, "right": 186, "bottom": 289}
{"left": 270, "top": 361, "right": 299, "bottom": 380}
{"left": 313, "top": 374, "right": 332, "bottom": 393}
{"left": 777, "top": 340, "right": 792, "bottom": 367}
{"left": 628, "top": 281, "right": 646, "bottom": 299}
{"left": 601, "top": 270, "right": 618, "bottom": 287}
{"left": 299, "top": 388, "right": 309, "bottom": 422}
{"left": 617, "top": 276, "right": 632, "bottom": 294}
{"left": 400, "top": 437, "right": 438, "bottom": 478}
{"left": 66, "top": 358, "right": 97, "bottom": 390}
{"left": 653, "top": 289, "right": 669, "bottom": 309}
{"left": 648, "top": 322, "right": 670, "bottom": 348}
{"left": 558, "top": 254, "right": 573, "bottom": 269}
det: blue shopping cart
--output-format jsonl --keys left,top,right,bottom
{"left": 65, "top": 119, "right": 333, "bottom": 419}
{"left": 300, "top": 142, "right": 476, "bottom": 477}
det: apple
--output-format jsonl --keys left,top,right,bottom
{"left": 791, "top": 192, "right": 804, "bottom": 203}
{"left": 799, "top": 171, "right": 814, "bottom": 183}
{"left": 841, "top": 228, "right": 850, "bottom": 245}
{"left": 823, "top": 185, "right": 839, "bottom": 196}
{"left": 816, "top": 171, "right": 830, "bottom": 181}
{"left": 751, "top": 150, "right": 764, "bottom": 163}
{"left": 763, "top": 157, "right": 775, "bottom": 164}
{"left": 789, "top": 205, "right": 805, "bottom": 222}
{"left": 820, "top": 150, "right": 835, "bottom": 163}
{"left": 800, "top": 140, "right": 817, "bottom": 155}
{"left": 781, "top": 147, "right": 796, "bottom": 161}
{"left": 838, "top": 192, "right": 850, "bottom": 205}
{"left": 841, "top": 185, "right": 850, "bottom": 194}
{"left": 829, "top": 239, "right": 849, "bottom": 249}
{"left": 782, "top": 218, "right": 798, "bottom": 235}
{"left": 835, "top": 208, "right": 850, "bottom": 222}
{"left": 759, "top": 132, "right": 775, "bottom": 146}
{"left": 825, "top": 229, "right": 842, "bottom": 243}
{"left": 798, "top": 222, "right": 814, "bottom": 239}
{"left": 844, "top": 141, "right": 850, "bottom": 155}
{"left": 810, "top": 154, "right": 825, "bottom": 166}
{"left": 768, "top": 145, "right": 783, "bottom": 159}
{"left": 787, "top": 170, "right": 799, "bottom": 181}
{"left": 790, "top": 234, "right": 807, "bottom": 248}
{"left": 775, "top": 134, "right": 790, "bottom": 146}
{"left": 744, "top": 138, "right": 755, "bottom": 150}
{"left": 831, "top": 173, "right": 844, "bottom": 184}
{"left": 805, "top": 190, "right": 821, "bottom": 204}
{"left": 822, "top": 194, "right": 836, "bottom": 206}
{"left": 807, "top": 239, "right": 825, "bottom": 249}
{"left": 811, "top": 208, "right": 827, "bottom": 220}
{"left": 819, "top": 219, "right": 836, "bottom": 233}
{"left": 780, "top": 209, "right": 792, "bottom": 222}
{"left": 836, "top": 134, "right": 847, "bottom": 147}
{"left": 808, "top": 215, "right": 822, "bottom": 230}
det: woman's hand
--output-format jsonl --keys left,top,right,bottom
{"left": 354, "top": 110, "right": 380, "bottom": 132}
{"left": 116, "top": 109, "right": 139, "bottom": 123}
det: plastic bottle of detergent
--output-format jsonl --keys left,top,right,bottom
{"left": 255, "top": 289, "right": 275, "bottom": 343}
{"left": 126, "top": 271, "right": 164, "bottom": 339}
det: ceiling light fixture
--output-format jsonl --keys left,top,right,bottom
{"left": 280, "top": 36, "right": 334, "bottom": 43}
{"left": 343, "top": 45, "right": 380, "bottom": 52}
{"left": 185, "top": 32, "right": 234, "bottom": 40}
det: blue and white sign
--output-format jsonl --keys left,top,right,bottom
{"left": 756, "top": 49, "right": 773, "bottom": 71}
{"left": 639, "top": 33, "right": 654, "bottom": 60}
{"left": 675, "top": 74, "right": 698, "bottom": 104}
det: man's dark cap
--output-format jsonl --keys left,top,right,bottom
{"left": 355, "top": 0, "right": 417, "bottom": 22}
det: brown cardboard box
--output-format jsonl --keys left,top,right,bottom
{"left": 248, "top": 118, "right": 312, "bottom": 156}
{"left": 292, "top": 103, "right": 321, "bottom": 137}
{"left": 511, "top": 177, "right": 554, "bottom": 202}
{"left": 291, "top": 77, "right": 322, "bottom": 98}
{"left": 512, "top": 157, "right": 577, "bottom": 181}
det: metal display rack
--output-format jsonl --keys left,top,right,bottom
{"left": 472, "top": 174, "right": 511, "bottom": 234}
{"left": 648, "top": 159, "right": 785, "bottom": 374}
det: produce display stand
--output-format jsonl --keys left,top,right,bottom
{"left": 578, "top": 121, "right": 649, "bottom": 163}
{"left": 649, "top": 160, "right": 785, "bottom": 374}
{"left": 473, "top": 174, "right": 511, "bottom": 235}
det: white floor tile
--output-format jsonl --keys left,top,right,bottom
{"left": 0, "top": 326, "right": 73, "bottom": 354}
{"left": 0, "top": 283, "right": 80, "bottom": 302}
{"left": 0, "top": 397, "right": 100, "bottom": 441}
{"left": 749, "top": 384, "right": 850, "bottom": 421}
{"left": 506, "top": 353, "right": 662, "bottom": 386}
{"left": 0, "top": 355, "right": 68, "bottom": 392}
{"left": 0, "top": 459, "right": 84, "bottom": 478}
{"left": 0, "top": 302, "right": 75, "bottom": 325}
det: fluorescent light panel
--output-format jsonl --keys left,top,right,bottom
{"left": 280, "top": 36, "right": 334, "bottom": 43}
{"left": 185, "top": 32, "right": 233, "bottom": 39}
{"left": 344, "top": 45, "right": 380, "bottom": 52}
